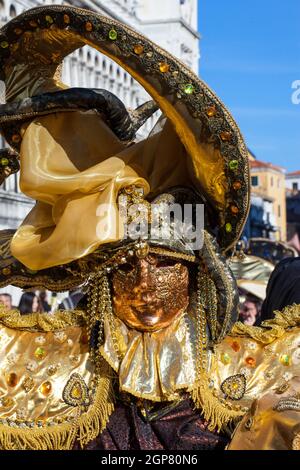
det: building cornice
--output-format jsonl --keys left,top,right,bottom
{"left": 138, "top": 17, "right": 200, "bottom": 39}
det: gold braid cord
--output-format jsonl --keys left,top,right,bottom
{"left": 0, "top": 305, "right": 86, "bottom": 331}
{"left": 231, "top": 304, "right": 300, "bottom": 343}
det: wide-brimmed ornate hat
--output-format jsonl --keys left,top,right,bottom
{"left": 0, "top": 5, "right": 249, "bottom": 261}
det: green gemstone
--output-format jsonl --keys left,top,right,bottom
{"left": 0, "top": 158, "right": 9, "bottom": 166}
{"left": 108, "top": 29, "right": 118, "bottom": 41}
{"left": 280, "top": 354, "right": 291, "bottom": 366}
{"left": 0, "top": 41, "right": 9, "bottom": 49}
{"left": 225, "top": 223, "right": 232, "bottom": 233}
{"left": 221, "top": 353, "right": 231, "bottom": 365}
{"left": 45, "top": 15, "right": 54, "bottom": 24}
{"left": 229, "top": 160, "right": 239, "bottom": 171}
{"left": 34, "top": 347, "right": 46, "bottom": 359}
{"left": 183, "top": 84, "right": 195, "bottom": 95}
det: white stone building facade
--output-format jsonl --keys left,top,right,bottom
{"left": 0, "top": 0, "right": 200, "bottom": 230}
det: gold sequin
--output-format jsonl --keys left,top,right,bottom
{"left": 47, "top": 365, "right": 58, "bottom": 376}
{"left": 1, "top": 396, "right": 14, "bottom": 408}
{"left": 22, "top": 376, "right": 34, "bottom": 393}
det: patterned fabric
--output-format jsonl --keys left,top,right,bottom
{"left": 75, "top": 399, "right": 229, "bottom": 451}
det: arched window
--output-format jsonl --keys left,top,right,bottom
{"left": 0, "top": 0, "right": 5, "bottom": 13}
{"left": 9, "top": 4, "right": 16, "bottom": 17}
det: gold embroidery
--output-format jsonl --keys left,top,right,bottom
{"left": 62, "top": 373, "right": 90, "bottom": 408}
{"left": 220, "top": 374, "right": 246, "bottom": 401}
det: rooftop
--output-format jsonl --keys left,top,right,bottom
{"left": 250, "top": 159, "right": 285, "bottom": 172}
{"left": 287, "top": 170, "right": 300, "bottom": 177}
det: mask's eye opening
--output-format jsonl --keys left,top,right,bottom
{"left": 117, "top": 262, "right": 135, "bottom": 273}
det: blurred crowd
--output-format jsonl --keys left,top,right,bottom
{"left": 0, "top": 288, "right": 84, "bottom": 315}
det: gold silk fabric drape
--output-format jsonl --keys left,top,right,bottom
{"left": 10, "top": 111, "right": 149, "bottom": 270}
{"left": 10, "top": 111, "right": 194, "bottom": 270}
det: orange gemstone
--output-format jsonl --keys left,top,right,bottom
{"left": 63, "top": 14, "right": 70, "bottom": 24}
{"left": 40, "top": 381, "right": 52, "bottom": 396}
{"left": 233, "top": 181, "right": 242, "bottom": 190}
{"left": 134, "top": 44, "right": 144, "bottom": 55}
{"left": 14, "top": 28, "right": 23, "bottom": 35}
{"left": 245, "top": 357, "right": 256, "bottom": 367}
{"left": 85, "top": 22, "right": 93, "bottom": 32}
{"left": 220, "top": 131, "right": 232, "bottom": 142}
{"left": 231, "top": 341, "right": 241, "bottom": 352}
{"left": 12, "top": 134, "right": 21, "bottom": 143}
{"left": 231, "top": 205, "right": 239, "bottom": 215}
{"left": 159, "top": 62, "right": 170, "bottom": 73}
{"left": 206, "top": 106, "right": 217, "bottom": 117}
{"left": 6, "top": 372, "right": 18, "bottom": 387}
{"left": 29, "top": 20, "right": 38, "bottom": 27}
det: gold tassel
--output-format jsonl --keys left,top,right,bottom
{"left": 190, "top": 373, "right": 244, "bottom": 432}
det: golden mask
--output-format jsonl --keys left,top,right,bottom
{"left": 112, "top": 254, "right": 189, "bottom": 332}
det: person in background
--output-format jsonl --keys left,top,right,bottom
{"left": 261, "top": 257, "right": 300, "bottom": 322}
{"left": 239, "top": 294, "right": 262, "bottom": 326}
{"left": 38, "top": 290, "right": 51, "bottom": 313}
{"left": 58, "top": 288, "right": 84, "bottom": 310}
{"left": 18, "top": 292, "right": 43, "bottom": 315}
{"left": 0, "top": 293, "right": 13, "bottom": 310}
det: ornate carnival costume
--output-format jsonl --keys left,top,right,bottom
{"left": 0, "top": 6, "right": 299, "bottom": 450}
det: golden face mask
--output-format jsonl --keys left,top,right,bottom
{"left": 112, "top": 254, "right": 189, "bottom": 332}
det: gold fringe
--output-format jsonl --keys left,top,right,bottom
{"left": 190, "top": 373, "right": 244, "bottom": 432}
{"left": 0, "top": 360, "right": 114, "bottom": 450}
{"left": 0, "top": 306, "right": 86, "bottom": 331}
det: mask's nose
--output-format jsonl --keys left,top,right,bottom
{"left": 132, "top": 259, "right": 154, "bottom": 293}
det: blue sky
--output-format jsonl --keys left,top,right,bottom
{"left": 198, "top": 0, "right": 300, "bottom": 172}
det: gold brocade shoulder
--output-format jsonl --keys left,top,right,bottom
{"left": 190, "top": 304, "right": 300, "bottom": 432}
{"left": 0, "top": 306, "right": 87, "bottom": 331}
{"left": 0, "top": 313, "right": 114, "bottom": 450}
